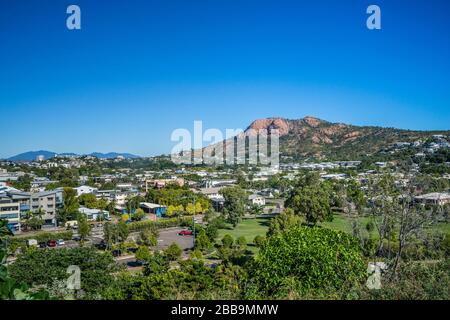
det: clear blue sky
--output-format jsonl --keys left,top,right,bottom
{"left": 1, "top": 0, "right": 449, "bottom": 158}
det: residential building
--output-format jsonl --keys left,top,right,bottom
{"left": 0, "top": 188, "right": 61, "bottom": 230}
{"left": 145, "top": 178, "right": 185, "bottom": 191}
{"left": 0, "top": 189, "right": 21, "bottom": 231}
{"left": 75, "top": 185, "right": 98, "bottom": 197}
{"left": 198, "top": 187, "right": 223, "bottom": 200}
{"left": 248, "top": 194, "right": 266, "bottom": 206}
{"left": 78, "top": 207, "right": 109, "bottom": 221}
{"left": 414, "top": 193, "right": 450, "bottom": 206}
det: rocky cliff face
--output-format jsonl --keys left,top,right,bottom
{"left": 245, "top": 118, "right": 290, "bottom": 136}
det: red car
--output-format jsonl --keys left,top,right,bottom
{"left": 178, "top": 230, "right": 193, "bottom": 236}
{"left": 47, "top": 240, "right": 57, "bottom": 247}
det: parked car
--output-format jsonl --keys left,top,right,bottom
{"left": 112, "top": 249, "right": 121, "bottom": 257}
{"left": 96, "top": 240, "right": 107, "bottom": 250}
{"left": 57, "top": 239, "right": 65, "bottom": 246}
{"left": 72, "top": 236, "right": 81, "bottom": 241}
{"left": 178, "top": 230, "right": 193, "bottom": 236}
{"left": 128, "top": 247, "right": 138, "bottom": 253}
{"left": 47, "top": 240, "right": 57, "bottom": 247}
{"left": 38, "top": 242, "right": 47, "bottom": 248}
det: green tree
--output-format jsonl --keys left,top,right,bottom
{"left": 117, "top": 220, "right": 129, "bottom": 243}
{"left": 137, "top": 229, "right": 158, "bottom": 247}
{"left": 285, "top": 184, "right": 332, "bottom": 225}
{"left": 221, "top": 234, "right": 234, "bottom": 248}
{"left": 253, "top": 235, "right": 265, "bottom": 247}
{"left": 103, "top": 222, "right": 118, "bottom": 250}
{"left": 267, "top": 208, "right": 303, "bottom": 236}
{"left": 249, "top": 204, "right": 263, "bottom": 216}
{"left": 164, "top": 242, "right": 182, "bottom": 261}
{"left": 143, "top": 251, "right": 170, "bottom": 275}
{"left": 250, "top": 225, "right": 365, "bottom": 297}
{"left": 195, "top": 202, "right": 204, "bottom": 214}
{"left": 190, "top": 249, "right": 203, "bottom": 260}
{"left": 135, "top": 246, "right": 152, "bottom": 263}
{"left": 78, "top": 193, "right": 98, "bottom": 209}
{"left": 133, "top": 208, "right": 145, "bottom": 221}
{"left": 186, "top": 203, "right": 195, "bottom": 215}
{"left": 77, "top": 214, "right": 91, "bottom": 245}
{"left": 220, "top": 186, "right": 247, "bottom": 228}
{"left": 9, "top": 247, "right": 116, "bottom": 299}
{"left": 166, "top": 205, "right": 177, "bottom": 217}
{"left": 236, "top": 236, "right": 247, "bottom": 250}
{"left": 58, "top": 187, "right": 79, "bottom": 225}
{"left": 1, "top": 234, "right": 50, "bottom": 300}
{"left": 195, "top": 230, "right": 211, "bottom": 252}
{"left": 0, "top": 219, "right": 13, "bottom": 245}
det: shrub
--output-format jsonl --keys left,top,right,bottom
{"left": 221, "top": 234, "right": 234, "bottom": 248}
{"left": 128, "top": 217, "right": 192, "bottom": 232}
{"left": 253, "top": 235, "right": 265, "bottom": 247}
{"left": 236, "top": 236, "right": 247, "bottom": 249}
{"left": 250, "top": 225, "right": 365, "bottom": 296}
{"left": 165, "top": 242, "right": 182, "bottom": 261}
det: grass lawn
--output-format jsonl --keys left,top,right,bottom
{"left": 320, "top": 213, "right": 450, "bottom": 239}
{"left": 320, "top": 214, "right": 375, "bottom": 238}
{"left": 214, "top": 213, "right": 449, "bottom": 255}
{"left": 217, "top": 217, "right": 272, "bottom": 248}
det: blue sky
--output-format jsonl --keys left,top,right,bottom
{"left": 1, "top": 0, "right": 449, "bottom": 158}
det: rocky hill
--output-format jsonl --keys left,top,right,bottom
{"left": 245, "top": 116, "right": 450, "bottom": 160}
{"left": 198, "top": 116, "right": 450, "bottom": 162}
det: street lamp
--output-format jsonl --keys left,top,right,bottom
{"left": 192, "top": 195, "right": 196, "bottom": 248}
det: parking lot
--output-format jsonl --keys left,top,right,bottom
{"left": 156, "top": 227, "right": 194, "bottom": 256}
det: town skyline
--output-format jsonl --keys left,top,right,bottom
{"left": 3, "top": 114, "right": 450, "bottom": 160}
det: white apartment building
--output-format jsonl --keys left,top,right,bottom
{"left": 75, "top": 185, "right": 98, "bottom": 197}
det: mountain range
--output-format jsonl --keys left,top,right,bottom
{"left": 6, "top": 151, "right": 140, "bottom": 161}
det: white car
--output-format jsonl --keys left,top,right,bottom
{"left": 57, "top": 239, "right": 65, "bottom": 246}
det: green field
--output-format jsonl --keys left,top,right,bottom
{"left": 217, "top": 217, "right": 271, "bottom": 245}
{"left": 216, "top": 214, "right": 449, "bottom": 249}
{"left": 320, "top": 214, "right": 374, "bottom": 237}
{"left": 321, "top": 213, "right": 450, "bottom": 238}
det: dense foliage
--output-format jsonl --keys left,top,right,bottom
{"left": 9, "top": 247, "right": 118, "bottom": 299}
{"left": 250, "top": 226, "right": 366, "bottom": 297}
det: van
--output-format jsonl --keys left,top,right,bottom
{"left": 27, "top": 239, "right": 38, "bottom": 247}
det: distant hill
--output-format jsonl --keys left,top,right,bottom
{"left": 7, "top": 150, "right": 58, "bottom": 161}
{"left": 7, "top": 151, "right": 140, "bottom": 161}
{"left": 88, "top": 152, "right": 140, "bottom": 159}
{"left": 201, "top": 116, "right": 450, "bottom": 161}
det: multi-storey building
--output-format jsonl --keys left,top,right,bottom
{"left": 0, "top": 188, "right": 61, "bottom": 231}
{"left": 0, "top": 188, "right": 21, "bottom": 231}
